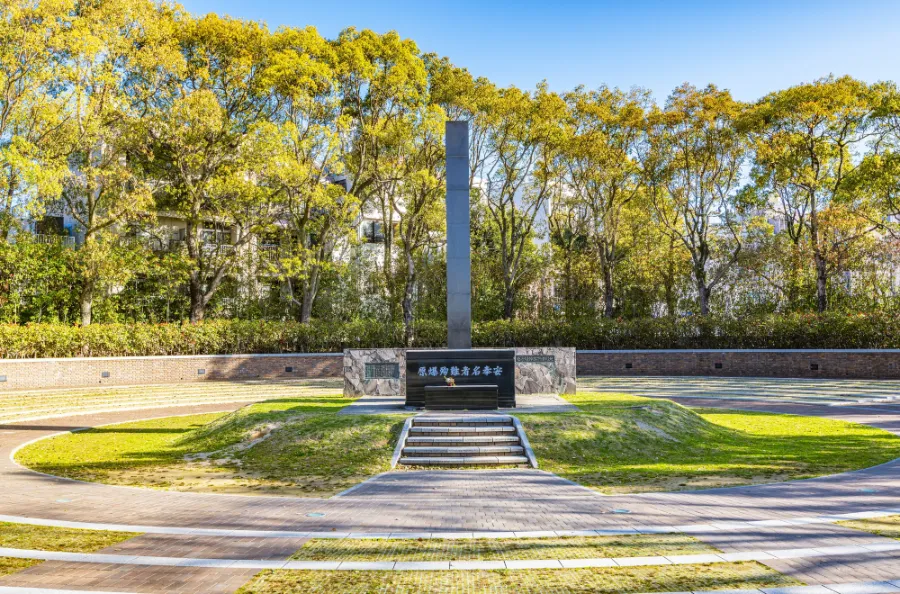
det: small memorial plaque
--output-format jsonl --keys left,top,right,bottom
{"left": 516, "top": 354, "right": 555, "bottom": 364}
{"left": 365, "top": 362, "right": 400, "bottom": 380}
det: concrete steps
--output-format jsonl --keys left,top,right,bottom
{"left": 396, "top": 414, "right": 537, "bottom": 468}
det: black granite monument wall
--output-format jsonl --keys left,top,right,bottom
{"left": 405, "top": 349, "right": 515, "bottom": 408}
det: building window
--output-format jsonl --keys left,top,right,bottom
{"left": 361, "top": 221, "right": 385, "bottom": 244}
{"left": 201, "top": 227, "right": 230, "bottom": 245}
{"left": 35, "top": 216, "right": 65, "bottom": 236}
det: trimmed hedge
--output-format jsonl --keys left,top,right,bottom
{"left": 0, "top": 314, "right": 899, "bottom": 359}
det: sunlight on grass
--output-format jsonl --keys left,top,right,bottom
{"left": 0, "top": 558, "right": 38, "bottom": 577}
{"left": 291, "top": 534, "right": 715, "bottom": 561}
{"left": 15, "top": 395, "right": 407, "bottom": 497}
{"left": 16, "top": 390, "right": 900, "bottom": 497}
{"left": 237, "top": 563, "right": 798, "bottom": 594}
{"left": 526, "top": 392, "right": 900, "bottom": 493}
{"left": 838, "top": 515, "right": 900, "bottom": 539}
{"left": 0, "top": 522, "right": 139, "bottom": 552}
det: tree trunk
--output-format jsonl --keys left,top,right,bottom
{"left": 402, "top": 251, "right": 416, "bottom": 346}
{"left": 601, "top": 255, "right": 615, "bottom": 318}
{"left": 663, "top": 235, "right": 678, "bottom": 316}
{"left": 80, "top": 278, "right": 94, "bottom": 326}
{"left": 810, "top": 197, "right": 827, "bottom": 313}
{"left": 188, "top": 272, "right": 205, "bottom": 323}
{"left": 502, "top": 280, "right": 515, "bottom": 320}
{"left": 695, "top": 263, "right": 711, "bottom": 316}
{"left": 299, "top": 267, "right": 320, "bottom": 323}
{"left": 814, "top": 251, "right": 828, "bottom": 313}
{"left": 787, "top": 240, "right": 802, "bottom": 308}
{"left": 698, "top": 282, "right": 711, "bottom": 316}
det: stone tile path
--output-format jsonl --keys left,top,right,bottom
{"left": 580, "top": 377, "right": 900, "bottom": 407}
{"left": 2, "top": 378, "right": 900, "bottom": 592}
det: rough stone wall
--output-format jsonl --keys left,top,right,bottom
{"left": 343, "top": 348, "right": 406, "bottom": 397}
{"left": 514, "top": 347, "right": 577, "bottom": 394}
{"left": 576, "top": 350, "right": 900, "bottom": 379}
{"left": 0, "top": 353, "right": 342, "bottom": 391}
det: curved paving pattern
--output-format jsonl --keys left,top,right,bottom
{"left": 2, "top": 378, "right": 900, "bottom": 592}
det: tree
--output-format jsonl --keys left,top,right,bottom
{"left": 0, "top": 0, "right": 71, "bottom": 241}
{"left": 264, "top": 26, "right": 359, "bottom": 322}
{"left": 473, "top": 83, "right": 567, "bottom": 319}
{"left": 646, "top": 84, "right": 747, "bottom": 316}
{"left": 52, "top": 0, "right": 173, "bottom": 325}
{"left": 742, "top": 76, "right": 876, "bottom": 312}
{"left": 562, "top": 85, "right": 649, "bottom": 317}
{"left": 141, "top": 14, "right": 281, "bottom": 322}
{"left": 332, "top": 28, "right": 429, "bottom": 324}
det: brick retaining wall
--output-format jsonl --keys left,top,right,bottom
{"left": 0, "top": 353, "right": 343, "bottom": 391}
{"left": 1, "top": 349, "right": 899, "bottom": 391}
{"left": 576, "top": 350, "right": 900, "bottom": 379}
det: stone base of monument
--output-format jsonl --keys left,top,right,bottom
{"left": 424, "top": 384, "right": 499, "bottom": 410}
{"left": 343, "top": 347, "right": 576, "bottom": 400}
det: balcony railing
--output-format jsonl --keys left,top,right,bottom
{"left": 33, "top": 234, "right": 76, "bottom": 248}
{"left": 258, "top": 244, "right": 282, "bottom": 266}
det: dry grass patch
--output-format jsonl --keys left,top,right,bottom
{"left": 838, "top": 514, "right": 900, "bottom": 538}
{"left": 0, "top": 557, "right": 39, "bottom": 577}
{"left": 238, "top": 563, "right": 798, "bottom": 594}
{"left": 0, "top": 522, "right": 139, "bottom": 552}
{"left": 292, "top": 534, "right": 714, "bottom": 562}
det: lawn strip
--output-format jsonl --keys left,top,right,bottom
{"left": 838, "top": 514, "right": 900, "bottom": 538}
{"left": 237, "top": 563, "right": 799, "bottom": 593}
{"left": 0, "top": 557, "right": 39, "bottom": 577}
{"left": 0, "top": 522, "right": 140, "bottom": 552}
{"left": 291, "top": 534, "right": 715, "bottom": 562}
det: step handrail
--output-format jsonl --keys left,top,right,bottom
{"left": 511, "top": 416, "right": 539, "bottom": 469}
{"left": 391, "top": 416, "right": 415, "bottom": 469}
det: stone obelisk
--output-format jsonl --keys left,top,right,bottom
{"left": 445, "top": 121, "right": 472, "bottom": 349}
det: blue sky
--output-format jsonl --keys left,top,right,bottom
{"left": 179, "top": 0, "right": 900, "bottom": 103}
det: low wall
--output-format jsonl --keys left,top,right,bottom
{"left": 576, "top": 349, "right": 900, "bottom": 379}
{"left": 1, "top": 349, "right": 899, "bottom": 391}
{"left": 0, "top": 353, "right": 343, "bottom": 391}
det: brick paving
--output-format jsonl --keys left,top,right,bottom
{"left": 1, "top": 562, "right": 257, "bottom": 593}
{"left": 0, "top": 380, "right": 900, "bottom": 591}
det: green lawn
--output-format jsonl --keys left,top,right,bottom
{"left": 16, "top": 391, "right": 900, "bottom": 497}
{"left": 0, "top": 558, "right": 38, "bottom": 577}
{"left": 0, "top": 522, "right": 139, "bottom": 552}
{"left": 838, "top": 515, "right": 900, "bottom": 538}
{"left": 525, "top": 392, "right": 900, "bottom": 493}
{"left": 291, "top": 533, "right": 714, "bottom": 562}
{"left": 0, "top": 522, "right": 139, "bottom": 579}
{"left": 237, "top": 564, "right": 798, "bottom": 594}
{"left": 15, "top": 395, "right": 407, "bottom": 497}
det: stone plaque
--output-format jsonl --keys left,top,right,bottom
{"left": 516, "top": 355, "right": 555, "bottom": 364}
{"left": 365, "top": 362, "right": 400, "bottom": 380}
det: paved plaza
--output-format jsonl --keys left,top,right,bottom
{"left": 2, "top": 378, "right": 900, "bottom": 592}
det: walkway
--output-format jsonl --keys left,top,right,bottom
{"left": 1, "top": 378, "right": 900, "bottom": 591}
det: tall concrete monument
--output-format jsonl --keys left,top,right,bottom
{"left": 445, "top": 121, "right": 472, "bottom": 349}
{"left": 343, "top": 120, "right": 577, "bottom": 408}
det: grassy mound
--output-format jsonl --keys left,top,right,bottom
{"left": 17, "top": 395, "right": 407, "bottom": 497}
{"left": 16, "top": 391, "right": 900, "bottom": 497}
{"left": 526, "top": 392, "right": 900, "bottom": 493}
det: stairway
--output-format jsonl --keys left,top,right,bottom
{"left": 395, "top": 414, "right": 536, "bottom": 467}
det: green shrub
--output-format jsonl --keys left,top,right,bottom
{"left": 0, "top": 313, "right": 898, "bottom": 358}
